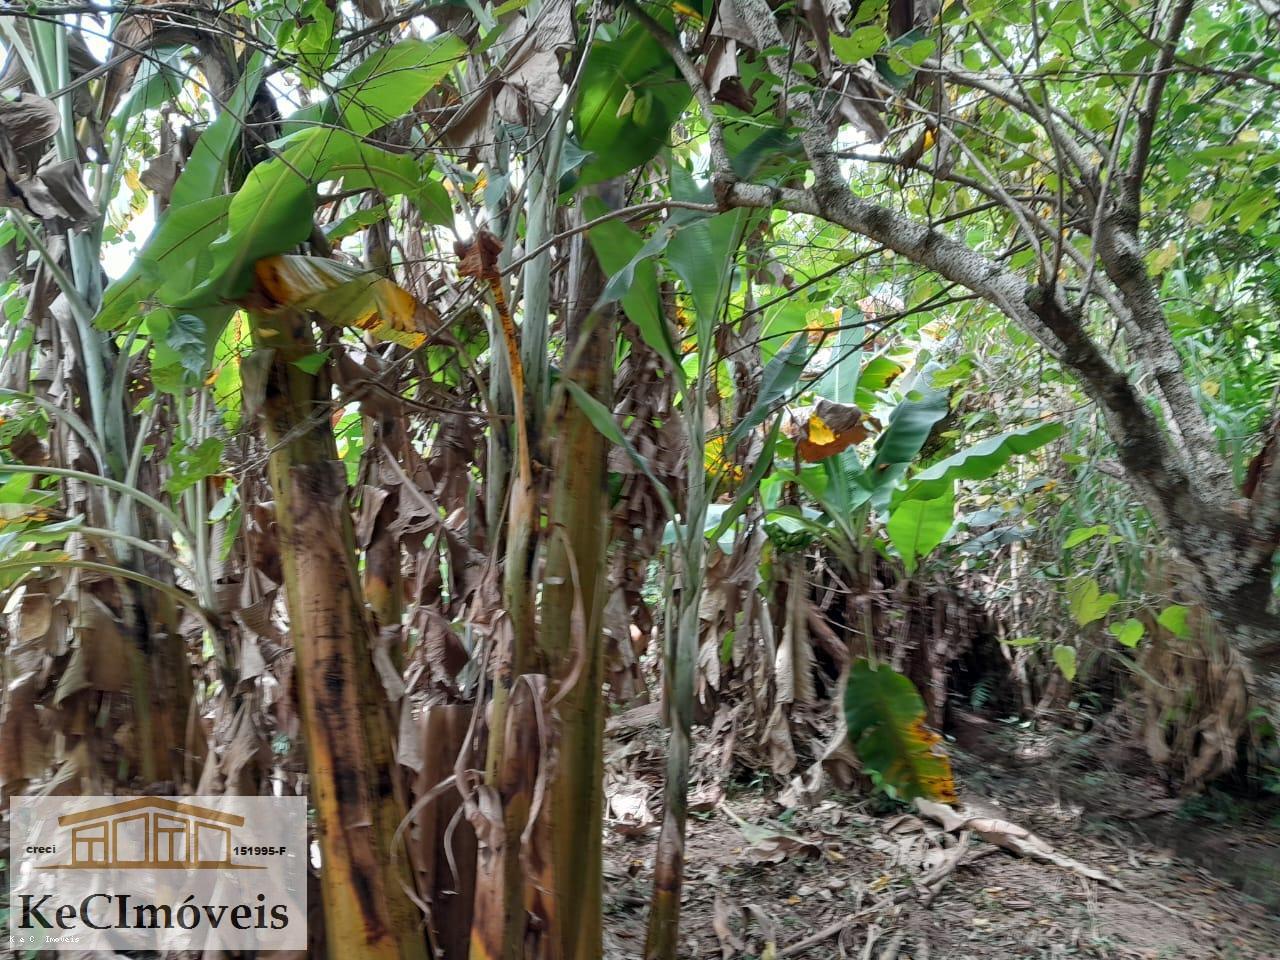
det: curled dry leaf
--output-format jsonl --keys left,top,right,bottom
{"left": 790, "top": 399, "right": 876, "bottom": 462}
{"left": 496, "top": 0, "right": 574, "bottom": 123}
{"left": 0, "top": 152, "right": 99, "bottom": 223}
{"left": 455, "top": 230, "right": 505, "bottom": 283}
{"left": 702, "top": 0, "right": 757, "bottom": 112}
{"left": 431, "top": 0, "right": 572, "bottom": 156}
{"left": 688, "top": 782, "right": 725, "bottom": 813}
{"left": 713, "top": 894, "right": 746, "bottom": 958}
{"left": 0, "top": 93, "right": 60, "bottom": 153}
{"left": 721, "top": 802, "right": 820, "bottom": 863}
{"left": 56, "top": 595, "right": 130, "bottom": 705}
{"left": 251, "top": 255, "right": 427, "bottom": 348}
{"left": 914, "top": 798, "right": 1122, "bottom": 889}
{"left": 606, "top": 777, "right": 655, "bottom": 836}
{"left": 0, "top": 72, "right": 96, "bottom": 224}
{"left": 0, "top": 583, "right": 62, "bottom": 792}
{"left": 881, "top": 812, "right": 927, "bottom": 835}
{"left": 0, "top": 20, "right": 99, "bottom": 117}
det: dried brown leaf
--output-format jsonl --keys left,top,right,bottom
{"left": 914, "top": 798, "right": 1122, "bottom": 888}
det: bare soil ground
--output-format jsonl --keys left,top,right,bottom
{"left": 601, "top": 722, "right": 1280, "bottom": 959}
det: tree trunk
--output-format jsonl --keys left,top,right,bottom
{"left": 413, "top": 704, "right": 478, "bottom": 959}
{"left": 252, "top": 308, "right": 426, "bottom": 960}
{"left": 536, "top": 221, "right": 615, "bottom": 959}
{"left": 468, "top": 675, "right": 544, "bottom": 960}
{"left": 644, "top": 587, "right": 699, "bottom": 960}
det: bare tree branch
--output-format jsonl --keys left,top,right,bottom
{"left": 1122, "top": 0, "right": 1198, "bottom": 218}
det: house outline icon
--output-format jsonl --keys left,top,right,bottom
{"left": 42, "top": 797, "right": 261, "bottom": 870}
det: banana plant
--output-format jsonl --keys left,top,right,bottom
{"left": 577, "top": 158, "right": 758, "bottom": 960}
{"left": 646, "top": 166, "right": 749, "bottom": 960}
{"left": 0, "top": 14, "right": 239, "bottom": 788}
{"left": 760, "top": 343, "right": 1063, "bottom": 578}
{"left": 82, "top": 31, "right": 464, "bottom": 960}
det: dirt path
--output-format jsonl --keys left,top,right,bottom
{"left": 601, "top": 734, "right": 1280, "bottom": 959}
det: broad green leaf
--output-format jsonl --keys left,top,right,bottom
{"left": 179, "top": 130, "right": 336, "bottom": 305}
{"left": 813, "top": 310, "right": 865, "bottom": 405}
{"left": 1064, "top": 523, "right": 1109, "bottom": 549}
{"left": 1083, "top": 102, "right": 1112, "bottom": 132}
{"left": 585, "top": 199, "right": 680, "bottom": 378}
{"left": 929, "top": 357, "right": 974, "bottom": 389}
{"left": 1067, "top": 576, "right": 1118, "bottom": 626}
{"left": 333, "top": 37, "right": 466, "bottom": 136}
{"left": 1001, "top": 635, "right": 1041, "bottom": 647}
{"left": 900, "top": 38, "right": 936, "bottom": 68}
{"left": 178, "top": 130, "right": 438, "bottom": 305}
{"left": 209, "top": 492, "right": 236, "bottom": 523}
{"left": 168, "top": 313, "right": 210, "bottom": 386}
{"left": 843, "top": 659, "right": 957, "bottom": 803}
{"left": 0, "top": 549, "right": 76, "bottom": 589}
{"left": 858, "top": 353, "right": 904, "bottom": 396}
{"left": 314, "top": 138, "right": 449, "bottom": 225}
{"left": 166, "top": 437, "right": 224, "bottom": 496}
{"left": 1053, "top": 644, "right": 1077, "bottom": 681}
{"left": 170, "top": 52, "right": 265, "bottom": 209}
{"left": 0, "top": 472, "right": 34, "bottom": 504}
{"left": 897, "top": 420, "right": 1063, "bottom": 504}
{"left": 275, "top": 0, "right": 340, "bottom": 81}
{"left": 849, "top": 0, "right": 887, "bottom": 25}
{"left": 325, "top": 204, "right": 389, "bottom": 241}
{"left": 666, "top": 207, "right": 740, "bottom": 326}
{"left": 861, "top": 360, "right": 949, "bottom": 509}
{"left": 667, "top": 164, "right": 745, "bottom": 329}
{"left": 831, "top": 25, "right": 886, "bottom": 64}
{"left": 208, "top": 312, "right": 249, "bottom": 429}
{"left": 1157, "top": 604, "right": 1190, "bottom": 638}
{"left": 573, "top": 19, "right": 691, "bottom": 184}
{"left": 95, "top": 195, "right": 233, "bottom": 330}
{"left": 8, "top": 517, "right": 84, "bottom": 544}
{"left": 726, "top": 334, "right": 809, "bottom": 451}
{"left": 596, "top": 225, "right": 672, "bottom": 316}
{"left": 886, "top": 484, "right": 954, "bottom": 574}
{"left": 279, "top": 99, "right": 332, "bottom": 140}
{"left": 876, "top": 27, "right": 930, "bottom": 89}
{"left": 728, "top": 125, "right": 805, "bottom": 180}
{"left": 1004, "top": 121, "right": 1038, "bottom": 145}
{"left": 1108, "top": 618, "right": 1145, "bottom": 648}
{"left": 809, "top": 446, "right": 872, "bottom": 520}
{"left": 415, "top": 172, "right": 454, "bottom": 226}
{"left": 147, "top": 304, "right": 236, "bottom": 395}
{"left": 719, "top": 628, "right": 735, "bottom": 664}
{"left": 292, "top": 351, "right": 329, "bottom": 375}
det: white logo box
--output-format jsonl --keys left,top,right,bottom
{"left": 9, "top": 796, "right": 307, "bottom": 952}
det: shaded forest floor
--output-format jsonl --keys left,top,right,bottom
{"left": 600, "top": 717, "right": 1280, "bottom": 959}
